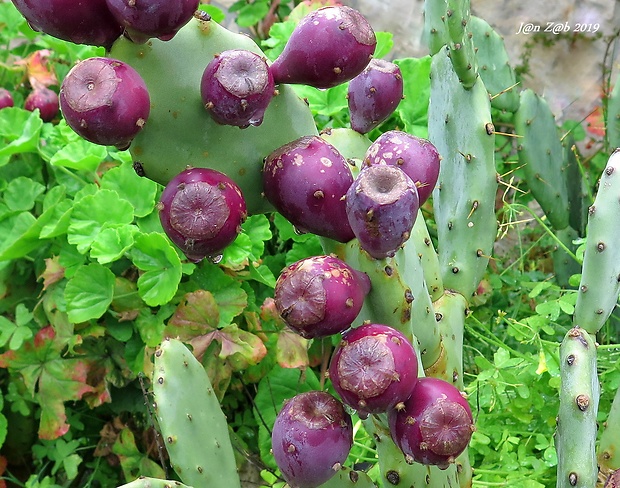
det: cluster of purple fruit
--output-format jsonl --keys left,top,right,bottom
{"left": 0, "top": 86, "right": 59, "bottom": 123}
{"left": 271, "top": 254, "right": 474, "bottom": 487}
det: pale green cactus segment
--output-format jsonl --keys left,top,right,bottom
{"left": 411, "top": 211, "right": 444, "bottom": 301}
{"left": 552, "top": 226, "right": 581, "bottom": 288}
{"left": 342, "top": 239, "right": 442, "bottom": 369}
{"left": 109, "top": 15, "right": 318, "bottom": 215}
{"left": 514, "top": 89, "right": 570, "bottom": 231}
{"left": 598, "top": 386, "right": 620, "bottom": 472}
{"left": 364, "top": 415, "right": 460, "bottom": 488}
{"left": 423, "top": 0, "right": 449, "bottom": 55}
{"left": 444, "top": 0, "right": 478, "bottom": 89}
{"left": 428, "top": 48, "right": 497, "bottom": 299}
{"left": 607, "top": 73, "right": 620, "bottom": 150}
{"left": 574, "top": 149, "right": 620, "bottom": 334}
{"left": 564, "top": 136, "right": 589, "bottom": 236}
{"left": 555, "top": 327, "right": 599, "bottom": 488}
{"left": 117, "top": 478, "right": 193, "bottom": 488}
{"left": 316, "top": 466, "right": 377, "bottom": 488}
{"left": 469, "top": 16, "right": 519, "bottom": 112}
{"left": 152, "top": 338, "right": 241, "bottom": 488}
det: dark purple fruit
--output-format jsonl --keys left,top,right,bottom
{"left": 200, "top": 49, "right": 275, "bottom": 128}
{"left": 345, "top": 165, "right": 419, "bottom": 259}
{"left": 0, "top": 88, "right": 14, "bottom": 109}
{"left": 274, "top": 255, "right": 371, "bottom": 339}
{"left": 272, "top": 391, "right": 353, "bottom": 488}
{"left": 105, "top": 0, "right": 199, "bottom": 43}
{"left": 11, "top": 0, "right": 122, "bottom": 48}
{"left": 363, "top": 130, "right": 441, "bottom": 205}
{"left": 348, "top": 59, "right": 403, "bottom": 134}
{"left": 263, "top": 135, "right": 355, "bottom": 242}
{"left": 388, "top": 377, "right": 474, "bottom": 469}
{"left": 329, "top": 323, "right": 418, "bottom": 416}
{"left": 60, "top": 57, "right": 150, "bottom": 149}
{"left": 269, "top": 5, "right": 376, "bottom": 89}
{"left": 24, "top": 87, "right": 59, "bottom": 122}
{"left": 158, "top": 167, "right": 247, "bottom": 263}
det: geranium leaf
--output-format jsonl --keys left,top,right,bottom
{"left": 166, "top": 290, "right": 219, "bottom": 341}
{"left": 100, "top": 162, "right": 159, "bottom": 218}
{"left": 64, "top": 263, "right": 115, "bottom": 323}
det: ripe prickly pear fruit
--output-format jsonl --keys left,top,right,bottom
{"left": 0, "top": 88, "right": 14, "bottom": 109}
{"left": 274, "top": 255, "right": 370, "bottom": 339}
{"left": 200, "top": 49, "right": 275, "bottom": 128}
{"left": 345, "top": 165, "right": 419, "bottom": 259}
{"left": 24, "top": 87, "right": 59, "bottom": 122}
{"left": 11, "top": 0, "right": 122, "bottom": 48}
{"left": 272, "top": 391, "right": 353, "bottom": 488}
{"left": 363, "top": 130, "right": 441, "bottom": 205}
{"left": 60, "top": 57, "right": 150, "bottom": 149}
{"left": 269, "top": 5, "right": 376, "bottom": 89}
{"left": 347, "top": 59, "right": 403, "bottom": 134}
{"left": 388, "top": 377, "right": 474, "bottom": 469}
{"left": 262, "top": 135, "right": 355, "bottom": 242}
{"left": 104, "top": 0, "right": 199, "bottom": 43}
{"left": 158, "top": 167, "right": 247, "bottom": 263}
{"left": 329, "top": 323, "right": 418, "bottom": 417}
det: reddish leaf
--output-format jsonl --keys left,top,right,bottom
{"left": 15, "top": 50, "right": 58, "bottom": 90}
{"left": 585, "top": 106, "right": 605, "bottom": 137}
{"left": 0, "top": 455, "right": 7, "bottom": 488}
{"left": 0, "top": 326, "right": 106, "bottom": 439}
{"left": 277, "top": 329, "right": 310, "bottom": 369}
{"left": 191, "top": 325, "right": 267, "bottom": 371}
{"left": 165, "top": 290, "right": 219, "bottom": 341}
{"left": 39, "top": 257, "right": 65, "bottom": 291}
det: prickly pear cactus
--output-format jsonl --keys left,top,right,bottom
{"left": 514, "top": 89, "right": 570, "bottom": 231}
{"left": 555, "top": 327, "right": 599, "bottom": 488}
{"left": 607, "top": 73, "right": 620, "bottom": 150}
{"left": 110, "top": 13, "right": 318, "bottom": 214}
{"left": 118, "top": 478, "right": 193, "bottom": 488}
{"left": 573, "top": 149, "right": 620, "bottom": 334}
{"left": 152, "top": 338, "right": 241, "bottom": 488}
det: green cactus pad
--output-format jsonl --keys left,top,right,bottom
{"left": 608, "top": 73, "right": 620, "bottom": 150}
{"left": 428, "top": 47, "right": 497, "bottom": 299}
{"left": 564, "top": 136, "right": 589, "bottom": 236}
{"left": 110, "top": 15, "right": 318, "bottom": 215}
{"left": 423, "top": 0, "right": 449, "bottom": 55}
{"left": 574, "top": 149, "right": 620, "bottom": 334}
{"left": 514, "top": 89, "right": 570, "bottom": 231}
{"left": 445, "top": 0, "right": 478, "bottom": 89}
{"left": 469, "top": 16, "right": 519, "bottom": 112}
{"left": 152, "top": 338, "right": 241, "bottom": 487}
{"left": 598, "top": 387, "right": 620, "bottom": 472}
{"left": 316, "top": 466, "right": 377, "bottom": 488}
{"left": 118, "top": 478, "right": 193, "bottom": 488}
{"left": 411, "top": 211, "right": 444, "bottom": 301}
{"left": 555, "top": 327, "right": 599, "bottom": 488}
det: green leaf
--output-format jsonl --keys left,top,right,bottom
{"left": 90, "top": 224, "right": 139, "bottom": 264}
{"left": 234, "top": 0, "right": 270, "bottom": 27}
{"left": 528, "top": 281, "right": 552, "bottom": 298}
{"left": 165, "top": 289, "right": 219, "bottom": 340}
{"left": 49, "top": 139, "right": 108, "bottom": 172}
{"left": 64, "top": 263, "right": 115, "bottom": 323}
{"left": 100, "top": 162, "right": 159, "bottom": 218}
{"left": 394, "top": 56, "right": 431, "bottom": 137}
{"left": 0, "top": 315, "right": 33, "bottom": 350}
{"left": 191, "top": 264, "right": 247, "bottom": 327}
{"left": 198, "top": 4, "right": 226, "bottom": 23}
{"left": 292, "top": 83, "right": 349, "bottom": 118}
{"left": 67, "top": 189, "right": 135, "bottom": 253}
{"left": 0, "top": 108, "right": 43, "bottom": 159}
{"left": 130, "top": 233, "right": 182, "bottom": 306}
{"left": 374, "top": 31, "right": 394, "bottom": 59}
{"left": 4, "top": 176, "right": 45, "bottom": 212}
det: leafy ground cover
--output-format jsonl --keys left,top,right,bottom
{"left": 0, "top": 1, "right": 617, "bottom": 487}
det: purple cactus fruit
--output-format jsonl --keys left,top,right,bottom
{"left": 60, "top": 57, "right": 150, "bottom": 149}
{"left": 345, "top": 165, "right": 419, "bottom": 259}
{"left": 11, "top": 0, "right": 122, "bottom": 49}
{"left": 200, "top": 49, "right": 275, "bottom": 128}
{"left": 347, "top": 59, "right": 403, "bottom": 134}
{"left": 329, "top": 323, "right": 418, "bottom": 417}
{"left": 388, "top": 377, "right": 474, "bottom": 469}
{"left": 363, "top": 130, "right": 441, "bottom": 205}
{"left": 24, "top": 87, "right": 59, "bottom": 122}
{"left": 262, "top": 135, "right": 355, "bottom": 242}
{"left": 272, "top": 391, "right": 353, "bottom": 488}
{"left": 158, "top": 167, "right": 247, "bottom": 263}
{"left": 0, "top": 88, "right": 14, "bottom": 110}
{"left": 274, "top": 255, "right": 370, "bottom": 339}
{"left": 269, "top": 5, "right": 376, "bottom": 89}
{"left": 105, "top": 0, "right": 199, "bottom": 43}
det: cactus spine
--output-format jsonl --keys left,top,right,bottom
{"left": 555, "top": 327, "right": 599, "bottom": 488}
{"left": 152, "top": 338, "right": 241, "bottom": 488}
